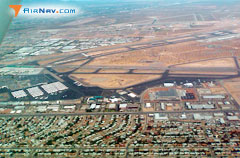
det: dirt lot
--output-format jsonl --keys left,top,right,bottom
{"left": 87, "top": 40, "right": 236, "bottom": 68}
{"left": 99, "top": 69, "right": 129, "bottom": 73}
{"left": 169, "top": 71, "right": 237, "bottom": 75}
{"left": 133, "top": 70, "right": 164, "bottom": 73}
{"left": 175, "top": 57, "right": 236, "bottom": 68}
{"left": 74, "top": 68, "right": 97, "bottom": 73}
{"left": 53, "top": 67, "right": 75, "bottom": 73}
{"left": 224, "top": 78, "right": 240, "bottom": 105}
{"left": 69, "top": 74, "right": 161, "bottom": 89}
{"left": 62, "top": 59, "right": 89, "bottom": 66}
{"left": 38, "top": 57, "right": 65, "bottom": 65}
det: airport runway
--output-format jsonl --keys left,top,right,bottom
{"left": 48, "top": 30, "right": 235, "bottom": 66}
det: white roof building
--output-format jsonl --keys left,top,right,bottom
{"left": 193, "top": 114, "right": 213, "bottom": 120}
{"left": 37, "top": 106, "right": 47, "bottom": 112}
{"left": 14, "top": 106, "right": 25, "bottom": 110}
{"left": 27, "top": 87, "right": 44, "bottom": 97}
{"left": 191, "top": 104, "right": 215, "bottom": 109}
{"left": 203, "top": 95, "right": 225, "bottom": 99}
{"left": 180, "top": 113, "right": 187, "bottom": 119}
{"left": 16, "top": 110, "right": 22, "bottom": 114}
{"left": 108, "top": 104, "right": 116, "bottom": 109}
{"left": 146, "top": 103, "right": 152, "bottom": 108}
{"left": 184, "top": 83, "right": 194, "bottom": 87}
{"left": 214, "top": 113, "right": 224, "bottom": 117}
{"left": 119, "top": 104, "right": 127, "bottom": 109}
{"left": 128, "top": 93, "right": 137, "bottom": 98}
{"left": 164, "top": 83, "right": 174, "bottom": 87}
{"left": 227, "top": 116, "right": 240, "bottom": 121}
{"left": 90, "top": 104, "right": 96, "bottom": 109}
{"left": 47, "top": 105, "right": 59, "bottom": 112}
{"left": 11, "top": 90, "right": 27, "bottom": 99}
{"left": 219, "top": 118, "right": 225, "bottom": 124}
{"left": 41, "top": 82, "right": 68, "bottom": 94}
{"left": 154, "top": 113, "right": 168, "bottom": 120}
{"left": 64, "top": 105, "right": 76, "bottom": 110}
{"left": 110, "top": 98, "right": 121, "bottom": 103}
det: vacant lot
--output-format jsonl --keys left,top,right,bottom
{"left": 69, "top": 74, "right": 161, "bottom": 89}
{"left": 224, "top": 78, "right": 240, "bottom": 106}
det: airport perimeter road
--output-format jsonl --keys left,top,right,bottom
{"left": 0, "top": 109, "right": 239, "bottom": 117}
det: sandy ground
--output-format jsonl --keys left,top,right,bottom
{"left": 224, "top": 78, "right": 240, "bottom": 105}
{"left": 99, "top": 69, "right": 129, "bottom": 73}
{"left": 175, "top": 57, "right": 236, "bottom": 68}
{"left": 69, "top": 74, "right": 161, "bottom": 89}
{"left": 38, "top": 57, "right": 65, "bottom": 65}
{"left": 209, "top": 87, "right": 227, "bottom": 95}
{"left": 74, "top": 68, "right": 97, "bottom": 73}
{"left": 53, "top": 67, "right": 75, "bottom": 73}
{"left": 87, "top": 39, "right": 237, "bottom": 67}
{"left": 87, "top": 48, "right": 129, "bottom": 56}
{"left": 170, "top": 71, "right": 237, "bottom": 75}
{"left": 133, "top": 70, "right": 164, "bottom": 73}
{"left": 62, "top": 59, "right": 89, "bottom": 66}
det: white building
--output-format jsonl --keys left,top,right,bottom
{"left": 108, "top": 104, "right": 116, "bottom": 109}
{"left": 164, "top": 83, "right": 174, "bottom": 87}
{"left": 27, "top": 87, "right": 44, "bottom": 97}
{"left": 227, "top": 116, "right": 239, "bottom": 121}
{"left": 154, "top": 113, "right": 168, "bottom": 121}
{"left": 11, "top": 90, "right": 27, "bottom": 99}
{"left": 184, "top": 83, "right": 194, "bottom": 87}
{"left": 119, "top": 104, "right": 127, "bottom": 109}
{"left": 203, "top": 95, "right": 225, "bottom": 99}
{"left": 145, "top": 103, "right": 152, "bottom": 108}
{"left": 193, "top": 114, "right": 213, "bottom": 120}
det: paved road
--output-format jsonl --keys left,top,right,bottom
{"left": 0, "top": 109, "right": 238, "bottom": 117}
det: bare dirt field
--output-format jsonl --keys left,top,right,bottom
{"left": 87, "top": 48, "right": 129, "bottom": 56}
{"left": 133, "top": 70, "right": 164, "bottom": 73}
{"left": 53, "top": 67, "right": 75, "bottom": 73}
{"left": 69, "top": 74, "right": 161, "bottom": 89}
{"left": 169, "top": 71, "right": 237, "bottom": 76}
{"left": 174, "top": 57, "right": 236, "bottom": 68}
{"left": 87, "top": 40, "right": 236, "bottom": 68}
{"left": 38, "top": 57, "right": 65, "bottom": 65}
{"left": 98, "top": 69, "right": 129, "bottom": 73}
{"left": 74, "top": 68, "right": 97, "bottom": 73}
{"left": 62, "top": 59, "right": 89, "bottom": 66}
{"left": 224, "top": 78, "right": 240, "bottom": 105}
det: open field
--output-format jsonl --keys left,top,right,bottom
{"left": 87, "top": 39, "right": 239, "bottom": 68}
{"left": 38, "top": 57, "right": 65, "bottom": 66}
{"left": 224, "top": 78, "right": 240, "bottom": 105}
{"left": 53, "top": 67, "right": 75, "bottom": 73}
{"left": 62, "top": 59, "right": 89, "bottom": 66}
{"left": 174, "top": 58, "right": 236, "bottom": 68}
{"left": 74, "top": 68, "right": 97, "bottom": 73}
{"left": 133, "top": 70, "right": 164, "bottom": 73}
{"left": 98, "top": 69, "right": 129, "bottom": 73}
{"left": 69, "top": 74, "right": 162, "bottom": 89}
{"left": 169, "top": 71, "right": 238, "bottom": 76}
